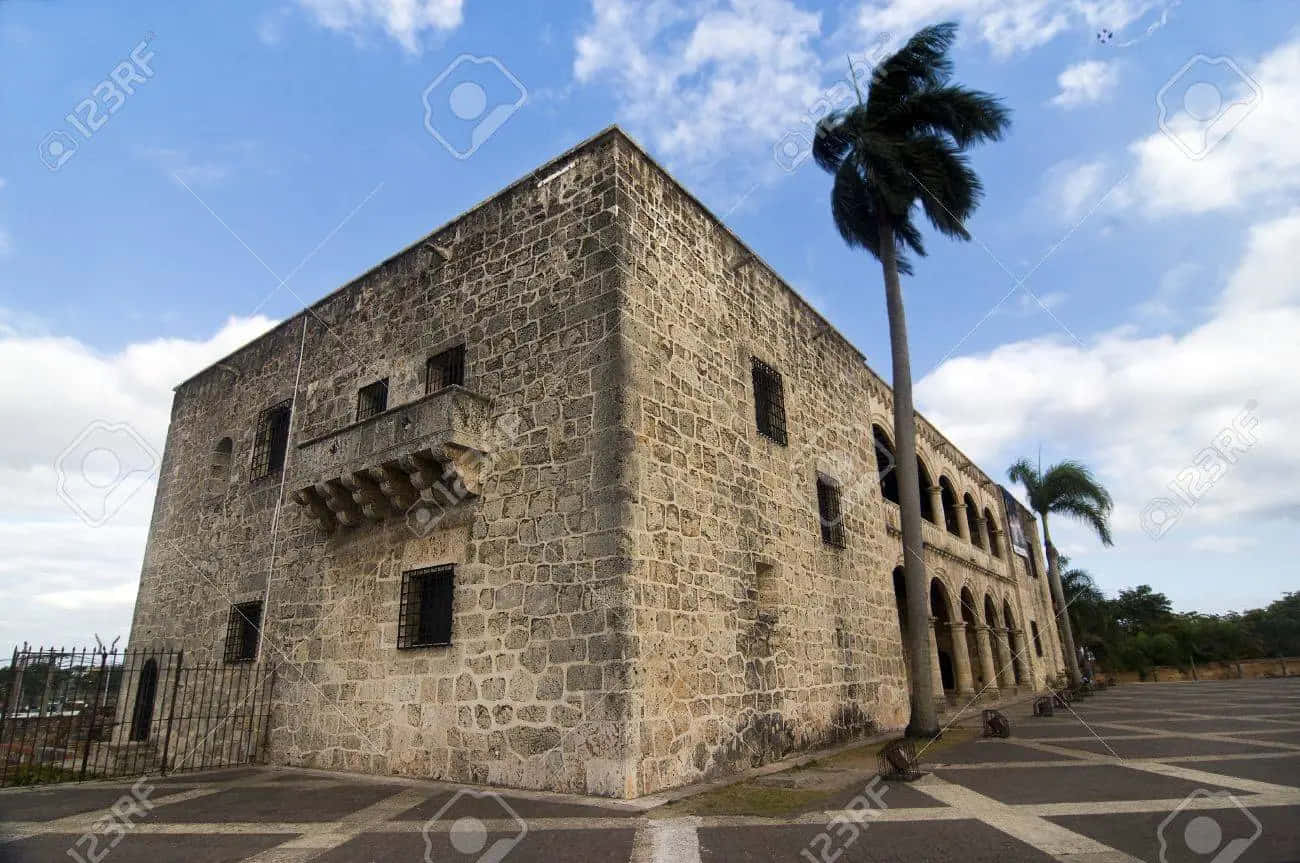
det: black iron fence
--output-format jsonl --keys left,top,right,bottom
{"left": 0, "top": 646, "right": 275, "bottom": 788}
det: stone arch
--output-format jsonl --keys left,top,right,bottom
{"left": 916, "top": 455, "right": 936, "bottom": 524}
{"left": 964, "top": 493, "right": 984, "bottom": 549}
{"left": 892, "top": 566, "right": 911, "bottom": 686}
{"left": 958, "top": 586, "right": 986, "bottom": 689}
{"left": 983, "top": 507, "right": 1001, "bottom": 557}
{"left": 930, "top": 578, "right": 956, "bottom": 692}
{"left": 872, "top": 424, "right": 900, "bottom": 505}
{"left": 938, "top": 475, "right": 961, "bottom": 536}
{"left": 129, "top": 658, "right": 159, "bottom": 742}
{"left": 984, "top": 593, "right": 1013, "bottom": 688}
{"left": 1003, "top": 598, "right": 1025, "bottom": 684}
{"left": 983, "top": 593, "right": 1001, "bottom": 629}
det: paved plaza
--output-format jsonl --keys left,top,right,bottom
{"left": 2, "top": 678, "right": 1297, "bottom": 862}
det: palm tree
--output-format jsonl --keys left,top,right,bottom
{"left": 814, "top": 22, "right": 1010, "bottom": 737}
{"left": 1059, "top": 564, "right": 1106, "bottom": 677}
{"left": 1007, "top": 459, "right": 1114, "bottom": 687}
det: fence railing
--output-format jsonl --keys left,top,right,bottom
{"left": 0, "top": 646, "right": 275, "bottom": 788}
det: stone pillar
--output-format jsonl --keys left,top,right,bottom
{"left": 928, "top": 485, "right": 944, "bottom": 526}
{"left": 995, "top": 628, "right": 1015, "bottom": 688}
{"left": 973, "top": 515, "right": 986, "bottom": 551}
{"left": 955, "top": 503, "right": 971, "bottom": 543}
{"left": 975, "top": 625, "right": 999, "bottom": 696}
{"left": 948, "top": 622, "right": 975, "bottom": 696}
{"left": 928, "top": 619, "right": 946, "bottom": 698}
{"left": 987, "top": 526, "right": 1002, "bottom": 558}
{"left": 1009, "top": 628, "right": 1033, "bottom": 688}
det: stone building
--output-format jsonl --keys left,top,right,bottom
{"left": 126, "top": 126, "right": 1065, "bottom": 799}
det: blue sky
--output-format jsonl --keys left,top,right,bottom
{"left": 2, "top": 0, "right": 1297, "bottom": 649}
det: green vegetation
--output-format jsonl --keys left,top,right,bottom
{"left": 1060, "top": 572, "right": 1300, "bottom": 677}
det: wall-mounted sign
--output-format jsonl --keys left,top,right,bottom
{"left": 1002, "top": 488, "right": 1030, "bottom": 559}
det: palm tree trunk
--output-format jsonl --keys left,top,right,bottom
{"left": 1042, "top": 517, "right": 1083, "bottom": 687}
{"left": 879, "top": 220, "right": 939, "bottom": 737}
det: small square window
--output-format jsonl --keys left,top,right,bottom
{"left": 426, "top": 345, "right": 466, "bottom": 393}
{"left": 251, "top": 401, "right": 292, "bottom": 479}
{"left": 224, "top": 601, "right": 262, "bottom": 663}
{"left": 398, "top": 565, "right": 455, "bottom": 648}
{"left": 356, "top": 379, "right": 389, "bottom": 421}
{"left": 751, "top": 358, "right": 787, "bottom": 445}
{"left": 816, "top": 473, "right": 845, "bottom": 548}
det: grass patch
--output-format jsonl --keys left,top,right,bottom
{"left": 823, "top": 726, "right": 977, "bottom": 770}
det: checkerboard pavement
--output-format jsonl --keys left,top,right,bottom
{"left": 2, "top": 678, "right": 1297, "bottom": 862}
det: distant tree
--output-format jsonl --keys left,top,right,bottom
{"left": 1007, "top": 458, "right": 1114, "bottom": 686}
{"left": 1113, "top": 585, "right": 1173, "bottom": 632}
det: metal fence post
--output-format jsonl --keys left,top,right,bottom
{"left": 158, "top": 651, "right": 184, "bottom": 775}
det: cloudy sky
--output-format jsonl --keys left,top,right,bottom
{"left": 2, "top": 0, "right": 1295, "bottom": 650}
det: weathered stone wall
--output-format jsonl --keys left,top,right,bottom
{"left": 611, "top": 133, "right": 1062, "bottom": 794}
{"left": 128, "top": 133, "right": 639, "bottom": 797}
{"left": 127, "top": 127, "right": 1065, "bottom": 799}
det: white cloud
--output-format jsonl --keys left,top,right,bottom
{"left": 1189, "top": 535, "right": 1256, "bottom": 554}
{"left": 1051, "top": 59, "right": 1119, "bottom": 107}
{"left": 917, "top": 208, "right": 1300, "bottom": 546}
{"left": 1042, "top": 158, "right": 1111, "bottom": 221}
{"left": 293, "top": 0, "right": 464, "bottom": 52}
{"left": 853, "top": 0, "right": 1166, "bottom": 57}
{"left": 574, "top": 0, "right": 826, "bottom": 170}
{"left": 0, "top": 315, "right": 276, "bottom": 650}
{"left": 1127, "top": 35, "right": 1300, "bottom": 216}
{"left": 1131, "top": 261, "right": 1201, "bottom": 323}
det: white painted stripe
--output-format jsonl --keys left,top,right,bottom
{"left": 915, "top": 775, "right": 1144, "bottom": 863}
{"left": 630, "top": 818, "right": 702, "bottom": 863}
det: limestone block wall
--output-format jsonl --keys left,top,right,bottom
{"left": 127, "top": 127, "right": 1068, "bottom": 799}
{"left": 610, "top": 133, "right": 1061, "bottom": 795}
{"left": 127, "top": 133, "right": 640, "bottom": 797}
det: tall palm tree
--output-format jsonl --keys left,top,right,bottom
{"left": 814, "top": 22, "right": 1009, "bottom": 737}
{"left": 1007, "top": 459, "right": 1114, "bottom": 687}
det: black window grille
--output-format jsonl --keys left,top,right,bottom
{"left": 398, "top": 565, "right": 455, "bottom": 648}
{"left": 224, "top": 601, "right": 262, "bottom": 663}
{"left": 751, "top": 358, "right": 787, "bottom": 445}
{"left": 251, "top": 400, "right": 292, "bottom": 479}
{"left": 356, "top": 378, "right": 389, "bottom": 421}
{"left": 816, "top": 473, "right": 845, "bottom": 547}
{"left": 1030, "top": 621, "right": 1044, "bottom": 657}
{"left": 426, "top": 345, "right": 466, "bottom": 392}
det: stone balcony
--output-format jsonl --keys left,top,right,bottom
{"left": 883, "top": 501, "right": 1010, "bottom": 579}
{"left": 288, "top": 386, "right": 494, "bottom": 531}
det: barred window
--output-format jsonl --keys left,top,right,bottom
{"left": 251, "top": 400, "right": 292, "bottom": 479}
{"left": 816, "top": 473, "right": 845, "bottom": 548}
{"left": 751, "top": 358, "right": 787, "bottom": 445}
{"left": 1031, "top": 621, "right": 1044, "bottom": 657}
{"left": 426, "top": 345, "right": 466, "bottom": 392}
{"left": 224, "top": 601, "right": 262, "bottom": 663}
{"left": 356, "top": 379, "right": 389, "bottom": 421}
{"left": 398, "top": 565, "right": 455, "bottom": 648}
